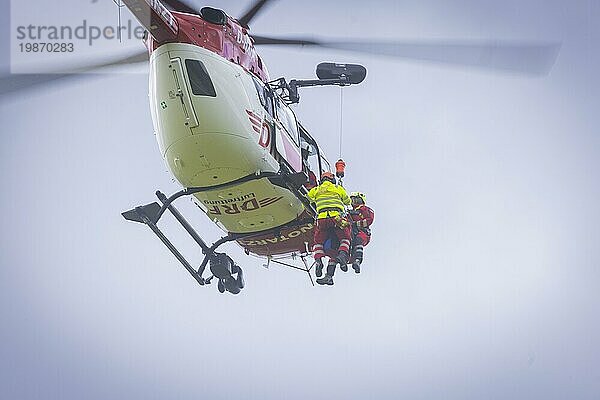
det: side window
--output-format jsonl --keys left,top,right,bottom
{"left": 252, "top": 77, "right": 273, "bottom": 116}
{"left": 185, "top": 59, "right": 216, "bottom": 97}
{"left": 320, "top": 155, "right": 331, "bottom": 175}
{"left": 306, "top": 145, "right": 320, "bottom": 174}
{"left": 275, "top": 98, "right": 300, "bottom": 145}
{"left": 299, "top": 133, "right": 319, "bottom": 173}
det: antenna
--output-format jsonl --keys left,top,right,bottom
{"left": 112, "top": 0, "right": 125, "bottom": 43}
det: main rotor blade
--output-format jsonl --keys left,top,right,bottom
{"left": 252, "top": 35, "right": 561, "bottom": 75}
{"left": 0, "top": 50, "right": 149, "bottom": 96}
{"left": 161, "top": 0, "right": 198, "bottom": 14}
{"left": 238, "top": 0, "right": 273, "bottom": 28}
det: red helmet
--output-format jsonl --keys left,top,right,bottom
{"left": 320, "top": 171, "right": 335, "bottom": 182}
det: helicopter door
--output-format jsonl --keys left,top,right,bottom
{"left": 273, "top": 98, "right": 302, "bottom": 172}
{"left": 167, "top": 57, "right": 199, "bottom": 128}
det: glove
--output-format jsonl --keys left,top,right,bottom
{"left": 334, "top": 215, "right": 350, "bottom": 229}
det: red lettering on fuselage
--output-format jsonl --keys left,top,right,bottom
{"left": 239, "top": 223, "right": 315, "bottom": 247}
{"left": 152, "top": 12, "right": 269, "bottom": 83}
{"left": 259, "top": 122, "right": 271, "bottom": 148}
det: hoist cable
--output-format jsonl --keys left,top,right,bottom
{"left": 339, "top": 87, "right": 344, "bottom": 158}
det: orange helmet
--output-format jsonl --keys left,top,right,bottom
{"left": 335, "top": 159, "right": 346, "bottom": 178}
{"left": 320, "top": 171, "right": 335, "bottom": 183}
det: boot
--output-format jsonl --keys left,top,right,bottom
{"left": 316, "top": 274, "right": 334, "bottom": 285}
{"left": 352, "top": 259, "right": 361, "bottom": 274}
{"left": 351, "top": 245, "right": 364, "bottom": 274}
{"left": 336, "top": 250, "right": 349, "bottom": 272}
{"left": 315, "top": 259, "right": 324, "bottom": 278}
{"left": 317, "top": 262, "right": 336, "bottom": 285}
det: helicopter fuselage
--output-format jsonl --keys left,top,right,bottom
{"left": 148, "top": 42, "right": 317, "bottom": 257}
{"left": 122, "top": 2, "right": 330, "bottom": 257}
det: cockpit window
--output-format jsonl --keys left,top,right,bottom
{"left": 185, "top": 59, "right": 216, "bottom": 97}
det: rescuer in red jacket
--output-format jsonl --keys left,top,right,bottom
{"left": 348, "top": 192, "right": 375, "bottom": 273}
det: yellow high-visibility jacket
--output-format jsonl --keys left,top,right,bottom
{"left": 307, "top": 181, "right": 351, "bottom": 219}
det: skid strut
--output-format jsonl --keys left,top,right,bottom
{"left": 127, "top": 201, "right": 206, "bottom": 286}
{"left": 123, "top": 190, "right": 244, "bottom": 294}
{"left": 266, "top": 256, "right": 316, "bottom": 287}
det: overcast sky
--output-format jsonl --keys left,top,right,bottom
{"left": 1, "top": 1, "right": 599, "bottom": 399}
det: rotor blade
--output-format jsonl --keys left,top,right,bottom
{"left": 238, "top": 0, "right": 273, "bottom": 28}
{"left": 253, "top": 36, "right": 319, "bottom": 46}
{"left": 252, "top": 35, "right": 561, "bottom": 75}
{"left": 161, "top": 0, "right": 198, "bottom": 14}
{"left": 0, "top": 50, "right": 149, "bottom": 96}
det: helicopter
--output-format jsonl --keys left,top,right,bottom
{"left": 119, "top": 0, "right": 371, "bottom": 294}
{"left": 1, "top": 0, "right": 561, "bottom": 295}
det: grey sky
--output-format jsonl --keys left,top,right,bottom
{"left": 1, "top": 1, "right": 599, "bottom": 399}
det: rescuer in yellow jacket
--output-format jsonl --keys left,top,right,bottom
{"left": 307, "top": 171, "right": 352, "bottom": 285}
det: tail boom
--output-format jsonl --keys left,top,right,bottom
{"left": 122, "top": 0, "right": 179, "bottom": 43}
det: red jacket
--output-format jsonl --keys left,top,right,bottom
{"left": 350, "top": 204, "right": 374, "bottom": 230}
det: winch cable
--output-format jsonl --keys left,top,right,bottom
{"left": 335, "top": 87, "right": 346, "bottom": 186}
{"left": 339, "top": 86, "right": 344, "bottom": 159}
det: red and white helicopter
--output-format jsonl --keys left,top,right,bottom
{"left": 120, "top": 0, "right": 371, "bottom": 294}
{"left": 1, "top": 0, "right": 560, "bottom": 294}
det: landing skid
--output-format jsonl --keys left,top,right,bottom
{"left": 263, "top": 255, "right": 316, "bottom": 287}
{"left": 123, "top": 190, "right": 248, "bottom": 294}
{"left": 122, "top": 170, "right": 317, "bottom": 294}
